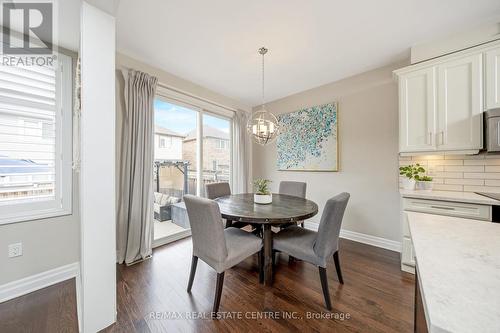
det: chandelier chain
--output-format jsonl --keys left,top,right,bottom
{"left": 261, "top": 48, "right": 265, "bottom": 107}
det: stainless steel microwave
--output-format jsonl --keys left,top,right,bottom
{"left": 485, "top": 108, "right": 500, "bottom": 153}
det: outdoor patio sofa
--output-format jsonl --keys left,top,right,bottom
{"left": 154, "top": 192, "right": 182, "bottom": 221}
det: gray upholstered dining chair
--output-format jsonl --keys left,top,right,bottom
{"left": 206, "top": 182, "right": 231, "bottom": 200}
{"left": 279, "top": 181, "right": 307, "bottom": 228}
{"left": 272, "top": 192, "right": 350, "bottom": 310}
{"left": 184, "top": 195, "right": 263, "bottom": 315}
{"left": 205, "top": 182, "right": 248, "bottom": 229}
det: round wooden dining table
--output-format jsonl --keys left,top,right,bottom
{"left": 214, "top": 193, "right": 319, "bottom": 286}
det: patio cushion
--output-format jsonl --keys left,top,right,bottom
{"left": 159, "top": 194, "right": 170, "bottom": 206}
{"left": 153, "top": 203, "right": 160, "bottom": 214}
{"left": 169, "top": 196, "right": 181, "bottom": 204}
{"left": 154, "top": 192, "right": 163, "bottom": 204}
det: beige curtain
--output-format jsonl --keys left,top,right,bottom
{"left": 232, "top": 109, "right": 251, "bottom": 193}
{"left": 117, "top": 69, "right": 158, "bottom": 264}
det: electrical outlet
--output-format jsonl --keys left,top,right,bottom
{"left": 8, "top": 243, "right": 22, "bottom": 258}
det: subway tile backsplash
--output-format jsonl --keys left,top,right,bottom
{"left": 399, "top": 153, "right": 500, "bottom": 193}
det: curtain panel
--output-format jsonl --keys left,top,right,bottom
{"left": 232, "top": 109, "right": 251, "bottom": 194}
{"left": 117, "top": 69, "right": 158, "bottom": 264}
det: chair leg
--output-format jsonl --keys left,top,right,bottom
{"left": 333, "top": 251, "right": 344, "bottom": 284}
{"left": 187, "top": 256, "right": 198, "bottom": 292}
{"left": 225, "top": 219, "right": 233, "bottom": 228}
{"left": 300, "top": 222, "right": 304, "bottom": 228}
{"left": 318, "top": 267, "right": 332, "bottom": 310}
{"left": 258, "top": 250, "right": 264, "bottom": 283}
{"left": 212, "top": 272, "right": 225, "bottom": 315}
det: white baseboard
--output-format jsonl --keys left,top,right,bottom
{"left": 0, "top": 262, "right": 80, "bottom": 304}
{"left": 304, "top": 221, "right": 402, "bottom": 253}
{"left": 339, "top": 229, "right": 402, "bottom": 253}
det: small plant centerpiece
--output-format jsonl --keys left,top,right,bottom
{"left": 415, "top": 175, "right": 434, "bottom": 191}
{"left": 399, "top": 163, "right": 427, "bottom": 190}
{"left": 253, "top": 178, "right": 273, "bottom": 204}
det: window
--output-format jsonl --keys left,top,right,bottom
{"left": 202, "top": 113, "right": 231, "bottom": 194}
{"left": 154, "top": 99, "right": 198, "bottom": 196}
{"left": 216, "top": 139, "right": 228, "bottom": 149}
{"left": 0, "top": 53, "right": 73, "bottom": 224}
{"left": 159, "top": 137, "right": 166, "bottom": 148}
{"left": 153, "top": 97, "right": 233, "bottom": 198}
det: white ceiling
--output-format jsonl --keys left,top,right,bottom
{"left": 116, "top": 0, "right": 500, "bottom": 106}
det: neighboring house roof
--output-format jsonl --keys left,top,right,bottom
{"left": 184, "top": 125, "right": 229, "bottom": 142}
{"left": 155, "top": 125, "right": 185, "bottom": 138}
{"left": 0, "top": 156, "right": 51, "bottom": 174}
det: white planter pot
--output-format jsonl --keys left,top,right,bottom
{"left": 416, "top": 181, "right": 433, "bottom": 192}
{"left": 254, "top": 193, "right": 272, "bottom": 204}
{"left": 402, "top": 178, "right": 416, "bottom": 190}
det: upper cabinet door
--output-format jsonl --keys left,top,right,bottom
{"left": 437, "top": 54, "right": 483, "bottom": 151}
{"left": 399, "top": 67, "right": 436, "bottom": 153}
{"left": 486, "top": 46, "right": 500, "bottom": 109}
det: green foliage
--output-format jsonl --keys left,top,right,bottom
{"left": 253, "top": 178, "right": 272, "bottom": 195}
{"left": 416, "top": 175, "right": 433, "bottom": 182}
{"left": 399, "top": 163, "right": 426, "bottom": 180}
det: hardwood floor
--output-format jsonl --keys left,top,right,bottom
{"left": 0, "top": 238, "right": 414, "bottom": 333}
{"left": 0, "top": 278, "right": 78, "bottom": 333}
{"left": 104, "top": 238, "right": 414, "bottom": 333}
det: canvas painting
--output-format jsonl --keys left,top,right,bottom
{"left": 277, "top": 102, "right": 338, "bottom": 171}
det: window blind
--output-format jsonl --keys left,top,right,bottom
{"left": 0, "top": 63, "right": 57, "bottom": 204}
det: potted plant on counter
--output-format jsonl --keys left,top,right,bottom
{"left": 399, "top": 164, "right": 426, "bottom": 190}
{"left": 415, "top": 175, "right": 434, "bottom": 191}
{"left": 253, "top": 178, "right": 272, "bottom": 204}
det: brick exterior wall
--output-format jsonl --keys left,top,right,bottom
{"left": 183, "top": 137, "right": 230, "bottom": 181}
{"left": 183, "top": 138, "right": 230, "bottom": 170}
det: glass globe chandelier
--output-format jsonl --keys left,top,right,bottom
{"left": 247, "top": 47, "right": 280, "bottom": 145}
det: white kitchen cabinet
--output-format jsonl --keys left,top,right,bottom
{"left": 394, "top": 42, "right": 497, "bottom": 154}
{"left": 399, "top": 67, "right": 436, "bottom": 153}
{"left": 401, "top": 237, "right": 415, "bottom": 270}
{"left": 486, "top": 45, "right": 500, "bottom": 109}
{"left": 436, "top": 54, "right": 483, "bottom": 151}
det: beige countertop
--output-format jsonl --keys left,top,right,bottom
{"left": 407, "top": 212, "right": 500, "bottom": 333}
{"left": 400, "top": 189, "right": 500, "bottom": 206}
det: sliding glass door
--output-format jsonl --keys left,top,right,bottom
{"left": 201, "top": 113, "right": 231, "bottom": 197}
{"left": 152, "top": 97, "right": 232, "bottom": 247}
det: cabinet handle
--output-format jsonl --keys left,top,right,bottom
{"left": 430, "top": 205, "right": 455, "bottom": 210}
{"left": 439, "top": 131, "right": 445, "bottom": 145}
{"left": 428, "top": 132, "right": 433, "bottom": 145}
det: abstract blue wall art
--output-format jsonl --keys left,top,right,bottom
{"left": 277, "top": 102, "right": 338, "bottom": 171}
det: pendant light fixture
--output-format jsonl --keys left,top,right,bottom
{"left": 247, "top": 47, "right": 280, "bottom": 145}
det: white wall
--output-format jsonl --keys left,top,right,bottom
{"left": 0, "top": 179, "right": 80, "bottom": 285}
{"left": 80, "top": 2, "right": 116, "bottom": 332}
{"left": 253, "top": 61, "right": 407, "bottom": 244}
